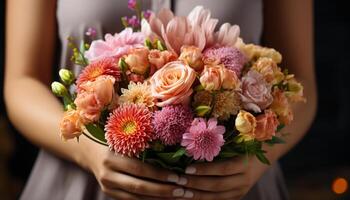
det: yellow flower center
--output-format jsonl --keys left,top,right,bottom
{"left": 122, "top": 120, "right": 137, "bottom": 135}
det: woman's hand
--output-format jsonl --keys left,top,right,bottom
{"left": 79, "top": 141, "right": 186, "bottom": 200}
{"left": 175, "top": 156, "right": 269, "bottom": 200}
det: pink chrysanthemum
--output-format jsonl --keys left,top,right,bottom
{"left": 105, "top": 104, "right": 153, "bottom": 157}
{"left": 153, "top": 105, "right": 193, "bottom": 145}
{"left": 85, "top": 28, "right": 145, "bottom": 62}
{"left": 203, "top": 47, "right": 247, "bottom": 76}
{"left": 76, "top": 58, "right": 121, "bottom": 91}
{"left": 181, "top": 118, "right": 225, "bottom": 161}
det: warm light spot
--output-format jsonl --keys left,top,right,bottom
{"left": 332, "top": 177, "right": 348, "bottom": 194}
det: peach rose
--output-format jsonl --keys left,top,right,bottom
{"left": 125, "top": 48, "right": 150, "bottom": 74}
{"left": 255, "top": 109, "right": 279, "bottom": 141}
{"left": 235, "top": 110, "right": 257, "bottom": 139}
{"left": 179, "top": 46, "right": 204, "bottom": 71}
{"left": 60, "top": 110, "right": 83, "bottom": 140}
{"left": 75, "top": 75, "right": 115, "bottom": 123}
{"left": 200, "top": 64, "right": 240, "bottom": 91}
{"left": 150, "top": 61, "right": 196, "bottom": 107}
{"left": 270, "top": 89, "right": 294, "bottom": 125}
{"left": 148, "top": 49, "right": 177, "bottom": 70}
{"left": 251, "top": 57, "right": 284, "bottom": 84}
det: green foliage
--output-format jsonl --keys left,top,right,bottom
{"left": 85, "top": 123, "right": 107, "bottom": 143}
{"left": 265, "top": 136, "right": 286, "bottom": 146}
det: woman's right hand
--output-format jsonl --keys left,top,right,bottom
{"left": 79, "top": 140, "right": 186, "bottom": 200}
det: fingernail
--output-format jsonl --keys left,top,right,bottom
{"left": 177, "top": 177, "right": 187, "bottom": 185}
{"left": 184, "top": 190, "right": 194, "bottom": 198}
{"left": 167, "top": 174, "right": 179, "bottom": 183}
{"left": 185, "top": 166, "right": 196, "bottom": 174}
{"left": 173, "top": 188, "right": 185, "bottom": 197}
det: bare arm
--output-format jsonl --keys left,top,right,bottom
{"left": 5, "top": 1, "right": 184, "bottom": 199}
{"left": 262, "top": 0, "right": 317, "bottom": 162}
{"left": 4, "top": 0, "right": 90, "bottom": 165}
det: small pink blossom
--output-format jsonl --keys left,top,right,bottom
{"left": 127, "top": 0, "right": 137, "bottom": 10}
{"left": 241, "top": 70, "right": 273, "bottom": 113}
{"left": 85, "top": 28, "right": 145, "bottom": 62}
{"left": 181, "top": 118, "right": 225, "bottom": 161}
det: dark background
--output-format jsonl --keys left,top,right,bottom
{"left": 1, "top": 1, "right": 349, "bottom": 199}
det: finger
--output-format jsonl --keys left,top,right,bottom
{"left": 176, "top": 188, "right": 244, "bottom": 200}
{"left": 184, "top": 157, "right": 246, "bottom": 176}
{"left": 105, "top": 153, "right": 181, "bottom": 183}
{"left": 101, "top": 171, "right": 186, "bottom": 198}
{"left": 103, "top": 188, "right": 176, "bottom": 200}
{"left": 177, "top": 173, "right": 245, "bottom": 192}
{"left": 103, "top": 188, "right": 142, "bottom": 200}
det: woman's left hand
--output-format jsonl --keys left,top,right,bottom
{"left": 174, "top": 156, "right": 269, "bottom": 200}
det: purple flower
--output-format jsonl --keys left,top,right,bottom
{"left": 85, "top": 27, "right": 97, "bottom": 38}
{"left": 153, "top": 105, "right": 193, "bottom": 145}
{"left": 203, "top": 46, "right": 247, "bottom": 76}
{"left": 181, "top": 118, "right": 225, "bottom": 162}
{"left": 142, "top": 10, "right": 152, "bottom": 20}
{"left": 128, "top": 0, "right": 137, "bottom": 10}
{"left": 128, "top": 15, "right": 141, "bottom": 28}
{"left": 240, "top": 70, "right": 273, "bottom": 113}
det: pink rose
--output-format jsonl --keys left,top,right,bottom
{"left": 150, "top": 61, "right": 196, "bottom": 107}
{"left": 241, "top": 70, "right": 273, "bottom": 113}
{"left": 148, "top": 49, "right": 178, "bottom": 70}
{"left": 75, "top": 75, "right": 116, "bottom": 123}
{"left": 59, "top": 110, "right": 83, "bottom": 140}
{"left": 84, "top": 28, "right": 145, "bottom": 62}
{"left": 255, "top": 109, "right": 279, "bottom": 141}
{"left": 124, "top": 48, "right": 150, "bottom": 75}
{"left": 200, "top": 64, "right": 240, "bottom": 91}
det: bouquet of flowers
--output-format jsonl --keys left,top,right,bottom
{"left": 52, "top": 1, "right": 305, "bottom": 171}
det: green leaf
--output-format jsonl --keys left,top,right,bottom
{"left": 218, "top": 151, "right": 240, "bottom": 158}
{"left": 255, "top": 152, "right": 270, "bottom": 165}
{"left": 145, "top": 158, "right": 185, "bottom": 173}
{"left": 156, "top": 152, "right": 181, "bottom": 164}
{"left": 85, "top": 123, "right": 107, "bottom": 143}
{"left": 265, "top": 136, "right": 286, "bottom": 145}
{"left": 276, "top": 124, "right": 285, "bottom": 132}
{"left": 172, "top": 148, "right": 186, "bottom": 158}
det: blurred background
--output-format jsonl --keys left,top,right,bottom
{"left": 1, "top": 0, "right": 349, "bottom": 199}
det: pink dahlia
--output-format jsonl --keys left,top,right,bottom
{"left": 105, "top": 104, "right": 153, "bottom": 157}
{"left": 76, "top": 58, "right": 121, "bottom": 91}
{"left": 181, "top": 118, "right": 225, "bottom": 161}
{"left": 203, "top": 46, "right": 247, "bottom": 76}
{"left": 85, "top": 28, "right": 145, "bottom": 62}
{"left": 153, "top": 105, "right": 193, "bottom": 145}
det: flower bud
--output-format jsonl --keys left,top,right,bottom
{"left": 59, "top": 69, "right": 75, "bottom": 85}
{"left": 156, "top": 40, "right": 167, "bottom": 51}
{"left": 118, "top": 58, "right": 128, "bottom": 72}
{"left": 51, "top": 82, "right": 68, "bottom": 97}
{"left": 195, "top": 105, "right": 211, "bottom": 117}
{"left": 144, "top": 38, "right": 153, "bottom": 50}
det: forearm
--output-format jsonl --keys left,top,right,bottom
{"left": 4, "top": 76, "right": 96, "bottom": 170}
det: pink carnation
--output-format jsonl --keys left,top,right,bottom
{"left": 153, "top": 105, "right": 193, "bottom": 145}
{"left": 85, "top": 28, "right": 145, "bottom": 62}
{"left": 203, "top": 46, "right": 247, "bottom": 76}
{"left": 181, "top": 118, "right": 225, "bottom": 161}
{"left": 241, "top": 70, "right": 273, "bottom": 113}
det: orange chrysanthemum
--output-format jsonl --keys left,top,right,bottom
{"left": 105, "top": 104, "right": 153, "bottom": 157}
{"left": 76, "top": 58, "right": 121, "bottom": 91}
